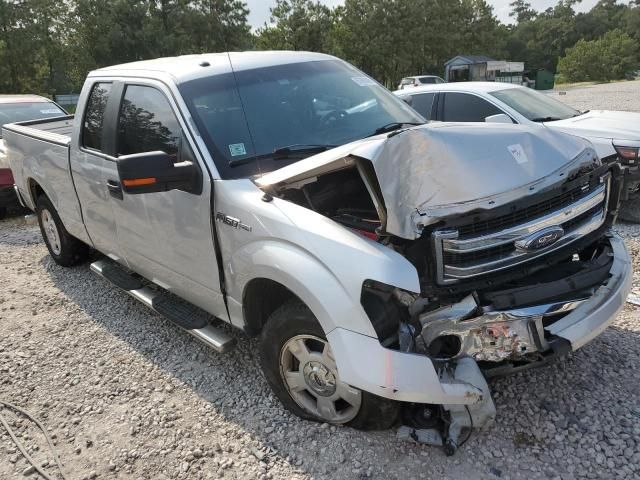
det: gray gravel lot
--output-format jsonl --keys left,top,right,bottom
{"left": 550, "top": 79, "right": 640, "bottom": 112}
{"left": 2, "top": 81, "right": 640, "bottom": 480}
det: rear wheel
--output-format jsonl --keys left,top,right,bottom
{"left": 36, "top": 195, "right": 89, "bottom": 267}
{"left": 0, "top": 206, "right": 6, "bottom": 220}
{"left": 259, "top": 301, "right": 400, "bottom": 430}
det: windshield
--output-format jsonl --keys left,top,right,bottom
{"left": 490, "top": 88, "right": 580, "bottom": 122}
{"left": 179, "top": 59, "right": 423, "bottom": 179}
{"left": 0, "top": 102, "right": 66, "bottom": 138}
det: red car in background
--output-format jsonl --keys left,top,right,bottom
{"left": 0, "top": 95, "right": 67, "bottom": 218}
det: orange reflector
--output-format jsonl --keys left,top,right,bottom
{"left": 122, "top": 177, "right": 157, "bottom": 187}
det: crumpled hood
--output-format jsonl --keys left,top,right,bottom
{"left": 257, "top": 123, "right": 595, "bottom": 239}
{"left": 546, "top": 110, "right": 640, "bottom": 142}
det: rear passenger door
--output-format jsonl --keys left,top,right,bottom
{"left": 69, "top": 81, "right": 124, "bottom": 261}
{"left": 440, "top": 92, "right": 504, "bottom": 122}
{"left": 107, "top": 81, "right": 227, "bottom": 320}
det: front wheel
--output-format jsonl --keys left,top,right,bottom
{"left": 36, "top": 195, "right": 89, "bottom": 267}
{"left": 259, "top": 301, "right": 400, "bottom": 430}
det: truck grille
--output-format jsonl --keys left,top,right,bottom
{"left": 457, "top": 182, "right": 595, "bottom": 237}
{"left": 433, "top": 175, "right": 610, "bottom": 284}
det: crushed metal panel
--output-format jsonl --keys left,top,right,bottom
{"left": 370, "top": 123, "right": 595, "bottom": 238}
{"left": 443, "top": 357, "right": 496, "bottom": 454}
{"left": 257, "top": 123, "right": 595, "bottom": 240}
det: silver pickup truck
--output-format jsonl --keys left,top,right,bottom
{"left": 3, "top": 52, "right": 632, "bottom": 453}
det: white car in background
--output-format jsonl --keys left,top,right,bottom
{"left": 394, "top": 82, "right": 640, "bottom": 219}
{"left": 397, "top": 75, "right": 445, "bottom": 90}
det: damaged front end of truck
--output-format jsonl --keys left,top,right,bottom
{"left": 256, "top": 123, "right": 632, "bottom": 453}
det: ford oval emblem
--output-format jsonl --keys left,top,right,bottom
{"left": 515, "top": 226, "right": 564, "bottom": 252}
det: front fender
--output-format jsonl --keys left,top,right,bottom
{"left": 228, "top": 239, "right": 378, "bottom": 337}
{"left": 214, "top": 179, "right": 420, "bottom": 337}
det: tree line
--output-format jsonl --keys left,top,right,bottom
{"left": 0, "top": 0, "right": 638, "bottom": 97}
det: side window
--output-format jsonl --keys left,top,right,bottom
{"left": 442, "top": 93, "right": 502, "bottom": 122}
{"left": 409, "top": 93, "right": 435, "bottom": 120}
{"left": 83, "top": 82, "right": 112, "bottom": 151}
{"left": 117, "top": 85, "right": 181, "bottom": 160}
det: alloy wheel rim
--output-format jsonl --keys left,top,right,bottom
{"left": 279, "top": 334, "right": 361, "bottom": 423}
{"left": 41, "top": 209, "right": 61, "bottom": 255}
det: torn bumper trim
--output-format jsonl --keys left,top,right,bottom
{"left": 327, "top": 328, "right": 483, "bottom": 405}
{"left": 545, "top": 233, "right": 632, "bottom": 350}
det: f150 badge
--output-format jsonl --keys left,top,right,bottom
{"left": 215, "top": 212, "right": 252, "bottom": 232}
{"left": 515, "top": 226, "right": 564, "bottom": 252}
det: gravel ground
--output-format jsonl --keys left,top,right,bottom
{"left": 550, "top": 79, "right": 640, "bottom": 112}
{"left": 1, "top": 82, "right": 640, "bottom": 480}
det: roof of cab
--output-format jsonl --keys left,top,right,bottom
{"left": 91, "top": 51, "right": 338, "bottom": 83}
{"left": 0, "top": 94, "right": 53, "bottom": 104}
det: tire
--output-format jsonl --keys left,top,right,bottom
{"left": 36, "top": 195, "right": 89, "bottom": 267}
{"left": 259, "top": 300, "right": 400, "bottom": 430}
{"left": 0, "top": 206, "right": 6, "bottom": 220}
{"left": 618, "top": 196, "right": 640, "bottom": 223}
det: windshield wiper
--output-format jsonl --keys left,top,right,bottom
{"left": 229, "top": 144, "right": 336, "bottom": 167}
{"left": 531, "top": 116, "right": 561, "bottom": 122}
{"left": 272, "top": 144, "right": 336, "bottom": 159}
{"left": 367, "top": 122, "right": 424, "bottom": 137}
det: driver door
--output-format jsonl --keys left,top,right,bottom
{"left": 107, "top": 80, "right": 227, "bottom": 320}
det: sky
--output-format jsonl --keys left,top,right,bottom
{"left": 246, "top": 0, "right": 604, "bottom": 29}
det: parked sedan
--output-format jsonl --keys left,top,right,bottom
{"left": 394, "top": 82, "right": 640, "bottom": 219}
{"left": 0, "top": 95, "right": 66, "bottom": 218}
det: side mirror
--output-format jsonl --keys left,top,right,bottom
{"left": 117, "top": 151, "right": 200, "bottom": 195}
{"left": 485, "top": 113, "right": 514, "bottom": 124}
{"left": 400, "top": 96, "right": 412, "bottom": 106}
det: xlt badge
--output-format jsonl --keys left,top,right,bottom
{"left": 215, "top": 212, "right": 252, "bottom": 232}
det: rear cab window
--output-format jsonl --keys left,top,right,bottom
{"left": 82, "top": 83, "right": 112, "bottom": 151}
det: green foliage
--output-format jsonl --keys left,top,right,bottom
{"left": 509, "top": 0, "right": 536, "bottom": 23}
{"left": 256, "top": 0, "right": 507, "bottom": 88}
{"left": 0, "top": 0, "right": 252, "bottom": 95}
{"left": 254, "top": 0, "right": 335, "bottom": 51}
{"left": 0, "top": 0, "right": 639, "bottom": 97}
{"left": 557, "top": 29, "right": 638, "bottom": 82}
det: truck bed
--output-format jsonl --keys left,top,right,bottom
{"left": 2, "top": 115, "right": 74, "bottom": 146}
{"left": 2, "top": 114, "right": 89, "bottom": 243}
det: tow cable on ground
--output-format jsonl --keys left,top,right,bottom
{"left": 0, "top": 400, "right": 67, "bottom": 480}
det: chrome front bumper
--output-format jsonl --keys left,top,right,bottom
{"left": 422, "top": 233, "right": 632, "bottom": 363}
{"left": 329, "top": 234, "right": 631, "bottom": 407}
{"left": 545, "top": 233, "right": 632, "bottom": 350}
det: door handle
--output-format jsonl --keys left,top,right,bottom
{"left": 106, "top": 179, "right": 123, "bottom": 200}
